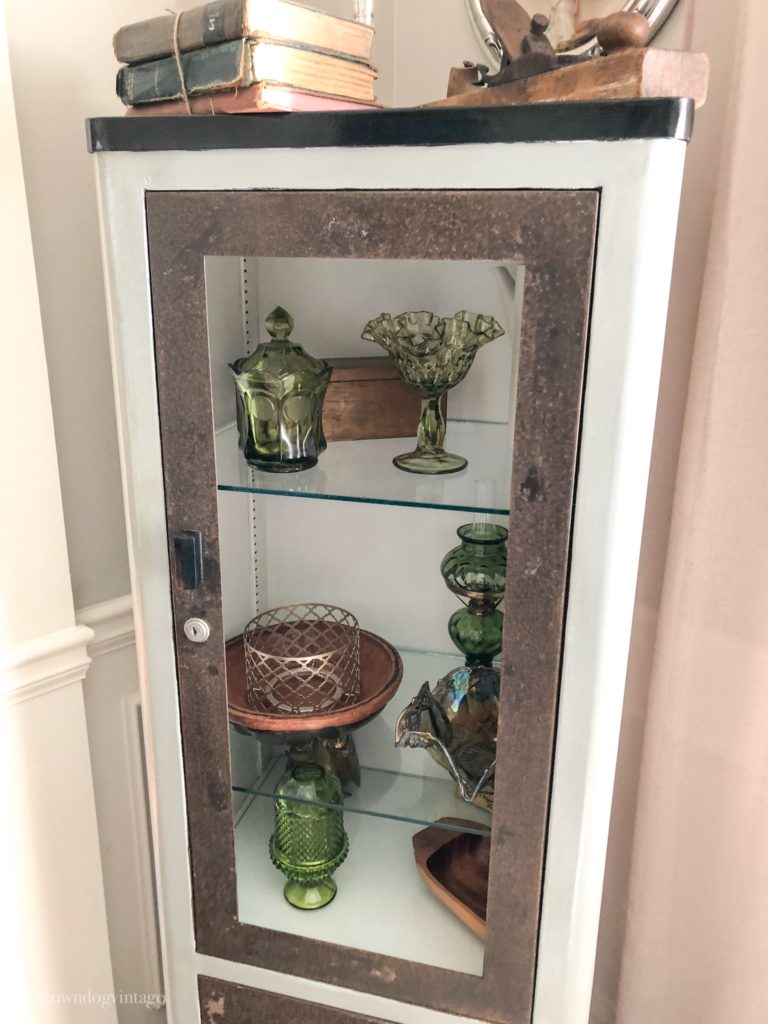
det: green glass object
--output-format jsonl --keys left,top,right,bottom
{"left": 447, "top": 604, "right": 504, "bottom": 666}
{"left": 230, "top": 307, "right": 331, "bottom": 473}
{"left": 441, "top": 523, "right": 508, "bottom": 666}
{"left": 360, "top": 310, "right": 505, "bottom": 475}
{"left": 441, "top": 523, "right": 508, "bottom": 601}
{"left": 395, "top": 512, "right": 507, "bottom": 810}
{"left": 269, "top": 762, "right": 348, "bottom": 910}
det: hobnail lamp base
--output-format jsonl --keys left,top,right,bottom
{"left": 393, "top": 449, "right": 468, "bottom": 476}
{"left": 283, "top": 878, "right": 337, "bottom": 910}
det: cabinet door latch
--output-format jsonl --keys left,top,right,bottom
{"left": 174, "top": 530, "right": 205, "bottom": 590}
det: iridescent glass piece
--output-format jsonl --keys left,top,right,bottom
{"left": 360, "top": 310, "right": 505, "bottom": 474}
{"left": 395, "top": 666, "right": 499, "bottom": 811}
{"left": 231, "top": 306, "right": 331, "bottom": 473}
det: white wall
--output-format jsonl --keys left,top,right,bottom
{"left": 1, "top": 12, "right": 75, "bottom": 647}
{"left": 4, "top": 0, "right": 204, "bottom": 609}
{"left": 1, "top": 3, "right": 117, "bottom": 1019}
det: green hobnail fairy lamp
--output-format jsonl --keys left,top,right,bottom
{"left": 361, "top": 310, "right": 504, "bottom": 475}
{"left": 230, "top": 306, "right": 331, "bottom": 473}
{"left": 269, "top": 762, "right": 349, "bottom": 910}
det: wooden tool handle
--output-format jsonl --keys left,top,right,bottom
{"left": 597, "top": 11, "right": 651, "bottom": 52}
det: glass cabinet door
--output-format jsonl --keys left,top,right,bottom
{"left": 146, "top": 188, "right": 597, "bottom": 1023}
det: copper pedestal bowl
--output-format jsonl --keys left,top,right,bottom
{"left": 226, "top": 630, "right": 403, "bottom": 745}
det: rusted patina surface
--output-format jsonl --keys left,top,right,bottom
{"left": 199, "top": 978, "right": 390, "bottom": 1023}
{"left": 146, "top": 188, "right": 598, "bottom": 1023}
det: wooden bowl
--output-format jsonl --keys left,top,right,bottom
{"left": 412, "top": 817, "right": 492, "bottom": 939}
{"left": 226, "top": 630, "right": 403, "bottom": 742}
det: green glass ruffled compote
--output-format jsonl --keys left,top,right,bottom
{"left": 361, "top": 310, "right": 505, "bottom": 475}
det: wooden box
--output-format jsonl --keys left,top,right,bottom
{"left": 323, "top": 356, "right": 446, "bottom": 443}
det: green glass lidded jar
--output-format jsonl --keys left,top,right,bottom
{"left": 230, "top": 306, "right": 331, "bottom": 473}
{"left": 269, "top": 762, "right": 349, "bottom": 910}
{"left": 441, "top": 522, "right": 508, "bottom": 666}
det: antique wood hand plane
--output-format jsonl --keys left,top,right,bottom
{"left": 439, "top": 3, "right": 708, "bottom": 109}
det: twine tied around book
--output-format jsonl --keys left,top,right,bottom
{"left": 166, "top": 8, "right": 192, "bottom": 114}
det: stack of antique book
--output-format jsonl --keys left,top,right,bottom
{"left": 114, "top": 0, "right": 378, "bottom": 116}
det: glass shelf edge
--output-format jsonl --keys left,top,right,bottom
{"left": 232, "top": 784, "right": 491, "bottom": 836}
{"left": 217, "top": 483, "right": 509, "bottom": 516}
{"left": 225, "top": 642, "right": 496, "bottom": 664}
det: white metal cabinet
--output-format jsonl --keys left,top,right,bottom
{"left": 89, "top": 101, "right": 691, "bottom": 1024}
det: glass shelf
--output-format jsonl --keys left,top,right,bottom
{"left": 217, "top": 420, "right": 513, "bottom": 514}
{"left": 234, "top": 785, "right": 486, "bottom": 975}
{"left": 233, "top": 760, "right": 491, "bottom": 837}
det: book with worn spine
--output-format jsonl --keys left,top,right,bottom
{"left": 116, "top": 37, "right": 377, "bottom": 106}
{"left": 113, "top": 0, "right": 374, "bottom": 65}
{"left": 125, "top": 82, "right": 381, "bottom": 115}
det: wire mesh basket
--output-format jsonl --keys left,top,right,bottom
{"left": 243, "top": 604, "right": 361, "bottom": 715}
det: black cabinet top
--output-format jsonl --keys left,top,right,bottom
{"left": 87, "top": 98, "right": 693, "bottom": 153}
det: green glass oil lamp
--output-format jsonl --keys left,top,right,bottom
{"left": 441, "top": 521, "right": 508, "bottom": 666}
{"left": 395, "top": 487, "right": 508, "bottom": 810}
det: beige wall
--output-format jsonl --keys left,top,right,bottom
{"left": 591, "top": 1, "right": 745, "bottom": 1018}
{"left": 613, "top": 1, "right": 768, "bottom": 1019}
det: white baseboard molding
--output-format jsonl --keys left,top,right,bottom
{"left": 2, "top": 623, "right": 94, "bottom": 704}
{"left": 121, "top": 691, "right": 166, "bottom": 1004}
{"left": 77, "top": 594, "right": 135, "bottom": 658}
{"left": 76, "top": 593, "right": 165, "bottom": 1015}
